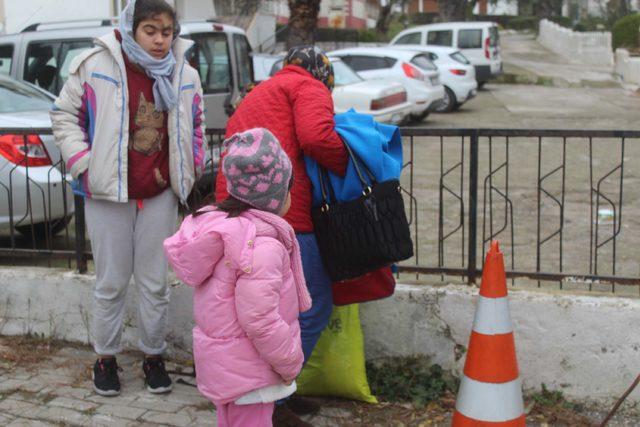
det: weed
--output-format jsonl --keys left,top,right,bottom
{"left": 366, "top": 356, "right": 458, "bottom": 408}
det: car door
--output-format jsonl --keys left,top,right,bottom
{"left": 340, "top": 55, "right": 396, "bottom": 80}
{"left": 457, "top": 28, "right": 485, "bottom": 64}
{"left": 189, "top": 32, "right": 234, "bottom": 129}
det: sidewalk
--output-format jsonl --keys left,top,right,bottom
{"left": 499, "top": 32, "right": 620, "bottom": 88}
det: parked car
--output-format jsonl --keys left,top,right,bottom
{"left": 0, "top": 18, "right": 255, "bottom": 129}
{"left": 269, "top": 57, "right": 413, "bottom": 125}
{"left": 327, "top": 47, "right": 445, "bottom": 121}
{"left": 390, "top": 22, "right": 502, "bottom": 88}
{"left": 391, "top": 45, "right": 477, "bottom": 112}
{"left": 0, "top": 74, "right": 74, "bottom": 237}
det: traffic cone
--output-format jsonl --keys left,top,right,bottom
{"left": 452, "top": 241, "right": 525, "bottom": 426}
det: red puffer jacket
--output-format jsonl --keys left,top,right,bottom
{"left": 215, "top": 65, "right": 348, "bottom": 233}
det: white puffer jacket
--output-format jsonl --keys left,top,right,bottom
{"left": 50, "top": 31, "right": 206, "bottom": 204}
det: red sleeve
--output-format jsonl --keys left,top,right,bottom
{"left": 292, "top": 80, "right": 348, "bottom": 176}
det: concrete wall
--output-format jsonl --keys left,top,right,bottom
{"left": 0, "top": 267, "right": 638, "bottom": 408}
{"left": 538, "top": 19, "right": 613, "bottom": 68}
{"left": 614, "top": 48, "right": 640, "bottom": 86}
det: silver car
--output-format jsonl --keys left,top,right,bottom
{"left": 0, "top": 75, "right": 74, "bottom": 236}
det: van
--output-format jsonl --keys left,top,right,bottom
{"left": 390, "top": 22, "right": 501, "bottom": 88}
{"left": 0, "top": 18, "right": 254, "bottom": 128}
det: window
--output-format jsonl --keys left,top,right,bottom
{"left": 410, "top": 54, "right": 437, "bottom": 71}
{"left": 427, "top": 30, "right": 453, "bottom": 47}
{"left": 332, "top": 60, "right": 362, "bottom": 86}
{"left": 341, "top": 55, "right": 395, "bottom": 72}
{"left": 24, "top": 39, "right": 93, "bottom": 95}
{"left": 394, "top": 32, "right": 422, "bottom": 45}
{"left": 233, "top": 34, "right": 254, "bottom": 91}
{"left": 190, "top": 33, "right": 232, "bottom": 94}
{"left": 0, "top": 77, "right": 52, "bottom": 113}
{"left": 0, "top": 45, "right": 14, "bottom": 76}
{"left": 458, "top": 29, "right": 483, "bottom": 49}
{"left": 450, "top": 51, "right": 470, "bottom": 65}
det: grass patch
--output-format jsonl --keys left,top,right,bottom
{"left": 366, "top": 356, "right": 458, "bottom": 408}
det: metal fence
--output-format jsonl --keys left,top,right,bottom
{"left": 2, "top": 127, "right": 639, "bottom": 294}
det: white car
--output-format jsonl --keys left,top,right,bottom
{"left": 390, "top": 21, "right": 502, "bottom": 89}
{"left": 391, "top": 45, "right": 477, "bottom": 112}
{"left": 0, "top": 75, "right": 74, "bottom": 237}
{"left": 270, "top": 57, "right": 413, "bottom": 125}
{"left": 328, "top": 47, "right": 445, "bottom": 121}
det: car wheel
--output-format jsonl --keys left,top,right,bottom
{"left": 478, "top": 81, "right": 487, "bottom": 89}
{"left": 453, "top": 102, "right": 463, "bottom": 111}
{"left": 434, "top": 87, "right": 457, "bottom": 113}
{"left": 411, "top": 111, "right": 430, "bottom": 122}
{"left": 15, "top": 214, "right": 73, "bottom": 238}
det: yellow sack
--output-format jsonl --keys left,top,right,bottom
{"left": 296, "top": 304, "right": 378, "bottom": 403}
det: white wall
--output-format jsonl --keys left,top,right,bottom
{"left": 615, "top": 48, "right": 640, "bottom": 85}
{"left": 473, "top": 0, "right": 518, "bottom": 16}
{"left": 3, "top": 0, "right": 112, "bottom": 34}
{"left": 538, "top": 19, "right": 613, "bottom": 68}
{"left": 1, "top": 266, "right": 639, "bottom": 409}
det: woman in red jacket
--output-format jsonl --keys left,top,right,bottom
{"left": 215, "top": 45, "right": 347, "bottom": 426}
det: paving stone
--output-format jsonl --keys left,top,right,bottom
{"left": 94, "top": 403, "right": 147, "bottom": 420}
{"left": 7, "top": 369, "right": 33, "bottom": 380}
{"left": 35, "top": 405, "right": 92, "bottom": 426}
{"left": 0, "top": 398, "right": 41, "bottom": 417}
{"left": 6, "top": 420, "right": 52, "bottom": 427}
{"left": 0, "top": 413, "right": 15, "bottom": 424}
{"left": 0, "top": 379, "right": 25, "bottom": 393}
{"left": 141, "top": 410, "right": 194, "bottom": 427}
{"left": 48, "top": 396, "right": 98, "bottom": 412}
{"left": 90, "top": 413, "right": 139, "bottom": 426}
{"left": 17, "top": 379, "right": 47, "bottom": 393}
{"left": 85, "top": 394, "right": 137, "bottom": 406}
{"left": 53, "top": 385, "right": 93, "bottom": 399}
{"left": 130, "top": 395, "right": 185, "bottom": 412}
{"left": 177, "top": 407, "right": 216, "bottom": 426}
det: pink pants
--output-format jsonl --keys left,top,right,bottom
{"left": 216, "top": 401, "right": 274, "bottom": 427}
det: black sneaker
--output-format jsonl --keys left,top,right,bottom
{"left": 143, "top": 357, "right": 172, "bottom": 394}
{"left": 92, "top": 358, "right": 121, "bottom": 396}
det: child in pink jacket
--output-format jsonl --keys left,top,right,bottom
{"left": 164, "top": 128, "right": 312, "bottom": 426}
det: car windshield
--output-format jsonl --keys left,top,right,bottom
{"left": 450, "top": 51, "right": 471, "bottom": 65}
{"left": 332, "top": 60, "right": 362, "bottom": 86}
{"left": 0, "top": 78, "right": 51, "bottom": 113}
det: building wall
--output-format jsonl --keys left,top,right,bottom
{"left": 408, "top": 0, "right": 439, "bottom": 14}
{"left": 473, "top": 0, "right": 518, "bottom": 16}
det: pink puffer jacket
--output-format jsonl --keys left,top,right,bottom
{"left": 163, "top": 207, "right": 310, "bottom": 404}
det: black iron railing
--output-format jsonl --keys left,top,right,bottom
{"left": 1, "top": 127, "right": 639, "bottom": 293}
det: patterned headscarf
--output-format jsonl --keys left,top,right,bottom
{"left": 283, "top": 45, "right": 334, "bottom": 91}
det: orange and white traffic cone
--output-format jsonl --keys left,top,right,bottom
{"left": 452, "top": 241, "right": 525, "bottom": 426}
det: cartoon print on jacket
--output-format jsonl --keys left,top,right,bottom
{"left": 131, "top": 92, "right": 164, "bottom": 155}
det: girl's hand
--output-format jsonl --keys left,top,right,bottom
{"left": 282, "top": 378, "right": 293, "bottom": 386}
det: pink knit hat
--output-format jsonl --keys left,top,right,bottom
{"left": 222, "top": 128, "right": 293, "bottom": 214}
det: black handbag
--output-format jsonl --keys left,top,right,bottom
{"left": 311, "top": 142, "right": 414, "bottom": 282}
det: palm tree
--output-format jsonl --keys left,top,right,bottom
{"left": 286, "top": 0, "right": 321, "bottom": 49}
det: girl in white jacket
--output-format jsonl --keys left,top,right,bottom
{"left": 50, "top": 0, "right": 205, "bottom": 397}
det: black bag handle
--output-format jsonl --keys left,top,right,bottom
{"left": 316, "top": 138, "right": 378, "bottom": 210}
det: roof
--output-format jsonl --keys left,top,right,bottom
{"left": 390, "top": 44, "right": 460, "bottom": 55}
{"left": 327, "top": 47, "right": 424, "bottom": 60}
{"left": 400, "top": 21, "right": 498, "bottom": 32}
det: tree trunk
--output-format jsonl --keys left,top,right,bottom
{"left": 375, "top": 4, "right": 393, "bottom": 35}
{"left": 286, "top": 0, "right": 321, "bottom": 50}
{"left": 437, "top": 0, "right": 469, "bottom": 22}
{"left": 534, "top": 0, "right": 563, "bottom": 19}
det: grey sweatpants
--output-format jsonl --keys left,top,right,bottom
{"left": 85, "top": 189, "right": 178, "bottom": 356}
